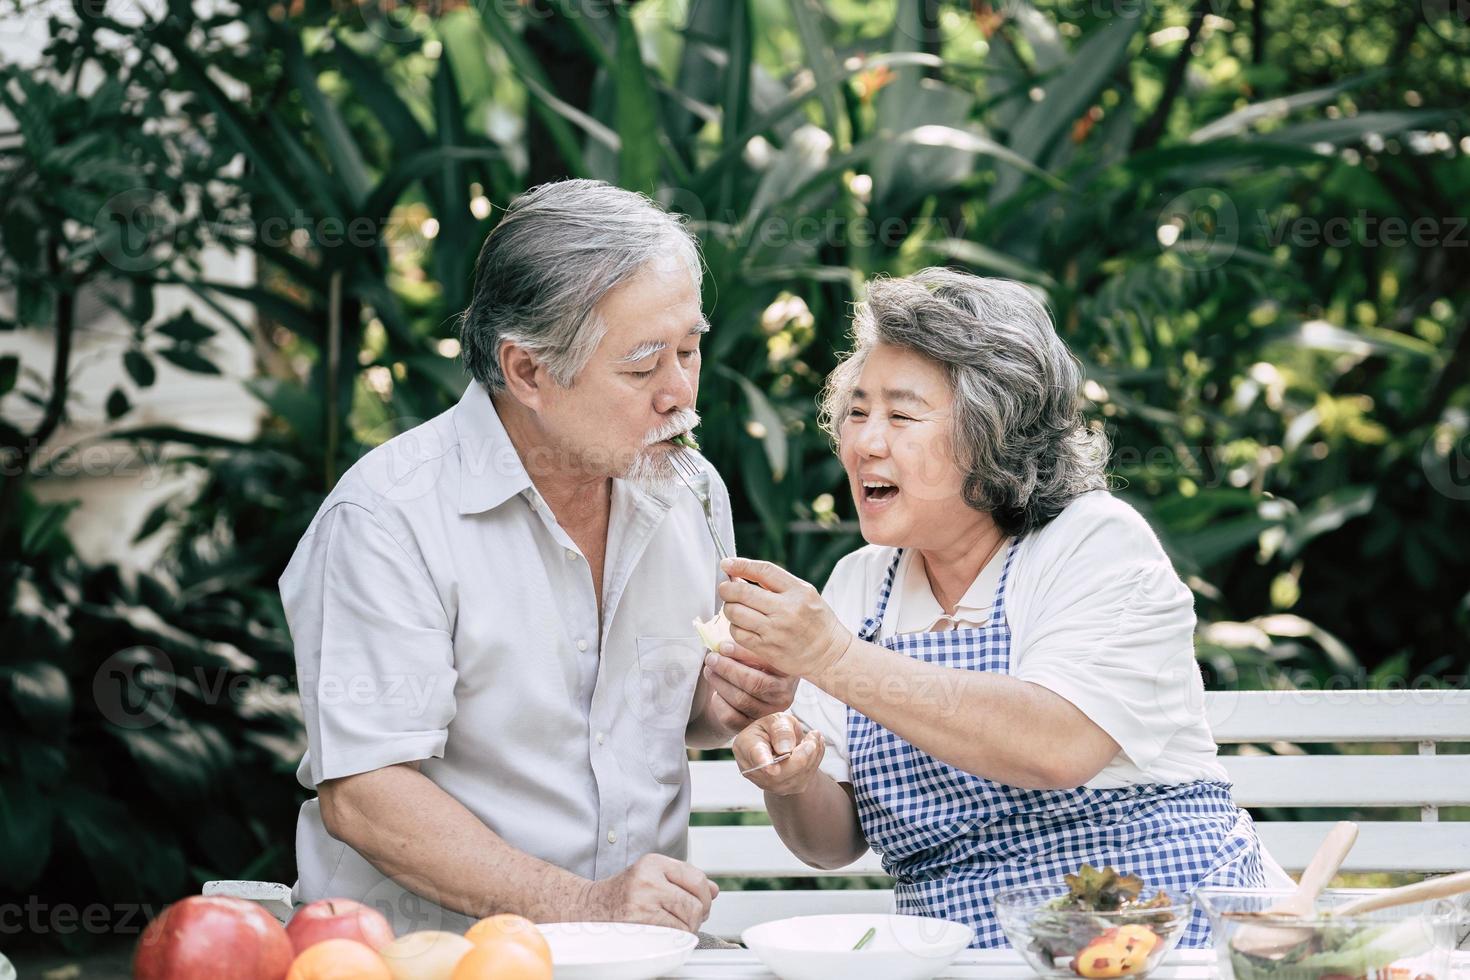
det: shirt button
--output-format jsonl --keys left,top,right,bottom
{"left": 607, "top": 830, "right": 618, "bottom": 844}
{"left": 565, "top": 549, "right": 578, "bottom": 561}
{"left": 595, "top": 732, "right": 605, "bottom": 745}
{"left": 577, "top": 639, "right": 588, "bottom": 652}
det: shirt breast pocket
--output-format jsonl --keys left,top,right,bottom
{"left": 631, "top": 635, "right": 704, "bottom": 784}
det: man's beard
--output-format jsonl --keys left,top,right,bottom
{"left": 624, "top": 408, "right": 701, "bottom": 494}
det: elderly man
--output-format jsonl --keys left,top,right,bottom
{"left": 281, "top": 180, "right": 795, "bottom": 936}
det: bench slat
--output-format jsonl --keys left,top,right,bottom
{"left": 1227, "top": 754, "right": 1470, "bottom": 808}
{"left": 1207, "top": 690, "right": 1470, "bottom": 743}
{"left": 692, "top": 826, "right": 884, "bottom": 877}
{"left": 1256, "top": 822, "right": 1470, "bottom": 873}
{"left": 691, "top": 755, "right": 1470, "bottom": 812}
{"left": 693, "top": 822, "right": 1470, "bottom": 878}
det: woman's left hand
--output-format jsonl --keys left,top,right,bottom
{"left": 715, "top": 557, "right": 855, "bottom": 679}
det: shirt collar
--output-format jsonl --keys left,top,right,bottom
{"left": 453, "top": 382, "right": 534, "bottom": 515}
{"left": 889, "top": 541, "right": 1011, "bottom": 634}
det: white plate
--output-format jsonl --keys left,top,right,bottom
{"left": 742, "top": 913, "right": 974, "bottom": 980}
{"left": 536, "top": 922, "right": 698, "bottom": 980}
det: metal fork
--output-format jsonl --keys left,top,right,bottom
{"left": 669, "top": 448, "right": 730, "bottom": 562}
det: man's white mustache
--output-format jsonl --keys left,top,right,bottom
{"left": 644, "top": 410, "right": 701, "bottom": 447}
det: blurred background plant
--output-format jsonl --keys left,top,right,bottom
{"left": 1, "top": 0, "right": 1466, "bottom": 953}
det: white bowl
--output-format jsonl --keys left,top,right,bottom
{"left": 535, "top": 921, "right": 697, "bottom": 980}
{"left": 742, "top": 913, "right": 974, "bottom": 980}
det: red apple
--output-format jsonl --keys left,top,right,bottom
{"left": 285, "top": 898, "right": 395, "bottom": 955}
{"left": 133, "top": 895, "right": 294, "bottom": 980}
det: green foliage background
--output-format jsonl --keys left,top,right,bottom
{"left": 0, "top": 0, "right": 1466, "bottom": 950}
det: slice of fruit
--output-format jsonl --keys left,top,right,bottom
{"left": 379, "top": 931, "right": 473, "bottom": 980}
{"left": 693, "top": 609, "right": 733, "bottom": 653}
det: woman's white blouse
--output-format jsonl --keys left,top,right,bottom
{"left": 793, "top": 489, "right": 1232, "bottom": 790}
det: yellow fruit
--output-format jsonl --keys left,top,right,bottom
{"left": 693, "top": 610, "right": 733, "bottom": 652}
{"left": 287, "top": 937, "right": 392, "bottom": 980}
{"left": 462, "top": 915, "right": 550, "bottom": 966}
{"left": 450, "top": 941, "right": 552, "bottom": 980}
{"left": 1115, "top": 924, "right": 1159, "bottom": 953}
{"left": 379, "top": 931, "right": 474, "bottom": 980}
{"left": 1076, "top": 943, "right": 1131, "bottom": 979}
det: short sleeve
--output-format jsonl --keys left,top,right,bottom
{"left": 281, "top": 503, "right": 459, "bottom": 786}
{"left": 787, "top": 553, "right": 879, "bottom": 785}
{"left": 793, "top": 679, "right": 852, "bottom": 784}
{"left": 1010, "top": 507, "right": 1200, "bottom": 775}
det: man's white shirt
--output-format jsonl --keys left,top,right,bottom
{"left": 280, "top": 382, "right": 732, "bottom": 933}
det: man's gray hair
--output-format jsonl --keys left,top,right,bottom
{"left": 819, "top": 267, "right": 1110, "bottom": 537}
{"left": 459, "top": 179, "right": 701, "bottom": 392}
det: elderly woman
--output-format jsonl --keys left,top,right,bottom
{"left": 712, "top": 269, "right": 1280, "bottom": 948}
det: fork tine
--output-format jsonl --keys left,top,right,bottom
{"left": 669, "top": 447, "right": 704, "bottom": 483}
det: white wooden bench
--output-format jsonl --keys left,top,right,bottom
{"left": 692, "top": 689, "right": 1470, "bottom": 939}
{"left": 207, "top": 689, "right": 1470, "bottom": 943}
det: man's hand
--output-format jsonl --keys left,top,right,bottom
{"left": 579, "top": 854, "right": 718, "bottom": 933}
{"left": 734, "top": 713, "right": 826, "bottom": 797}
{"left": 715, "top": 558, "right": 854, "bottom": 679}
{"left": 699, "top": 647, "right": 798, "bottom": 736}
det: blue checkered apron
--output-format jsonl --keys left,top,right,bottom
{"left": 845, "top": 541, "right": 1265, "bottom": 948}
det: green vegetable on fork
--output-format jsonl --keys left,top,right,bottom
{"left": 672, "top": 432, "right": 699, "bottom": 450}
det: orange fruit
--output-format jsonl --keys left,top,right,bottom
{"left": 450, "top": 941, "right": 551, "bottom": 980}
{"left": 287, "top": 937, "right": 392, "bottom": 980}
{"left": 462, "top": 915, "right": 550, "bottom": 965}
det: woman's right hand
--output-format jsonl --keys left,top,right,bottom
{"left": 733, "top": 712, "right": 826, "bottom": 797}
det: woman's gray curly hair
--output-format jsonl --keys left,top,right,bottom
{"left": 818, "top": 268, "right": 1109, "bottom": 538}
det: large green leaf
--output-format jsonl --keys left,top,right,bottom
{"left": 991, "top": 10, "right": 1143, "bottom": 201}
{"left": 924, "top": 238, "right": 1058, "bottom": 290}
{"left": 362, "top": 145, "right": 506, "bottom": 226}
{"left": 108, "top": 426, "right": 253, "bottom": 450}
{"left": 613, "top": 4, "right": 661, "bottom": 192}
{"left": 404, "top": 354, "right": 471, "bottom": 400}
{"left": 691, "top": 51, "right": 942, "bottom": 196}
{"left": 0, "top": 353, "right": 17, "bottom": 395}
{"left": 247, "top": 377, "right": 323, "bottom": 446}
{"left": 330, "top": 42, "right": 430, "bottom": 151}
{"left": 477, "top": 1, "right": 587, "bottom": 175}
{"left": 279, "top": 27, "right": 372, "bottom": 208}
{"left": 5, "top": 661, "right": 73, "bottom": 731}
{"left": 1252, "top": 110, "right": 1453, "bottom": 147}
{"left": 1280, "top": 486, "right": 1377, "bottom": 560}
{"left": 717, "top": 366, "right": 788, "bottom": 482}
{"left": 0, "top": 776, "right": 53, "bottom": 890}
{"left": 1262, "top": 318, "right": 1438, "bottom": 360}
{"left": 1188, "top": 71, "right": 1387, "bottom": 143}
{"left": 161, "top": 32, "right": 304, "bottom": 216}
{"left": 786, "top": 0, "right": 846, "bottom": 147}
{"left": 124, "top": 349, "right": 156, "bottom": 388}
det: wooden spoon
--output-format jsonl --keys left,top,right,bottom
{"left": 1329, "top": 870, "right": 1470, "bottom": 917}
{"left": 1231, "top": 820, "right": 1359, "bottom": 959}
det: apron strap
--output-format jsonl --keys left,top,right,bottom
{"left": 855, "top": 549, "right": 904, "bottom": 643}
